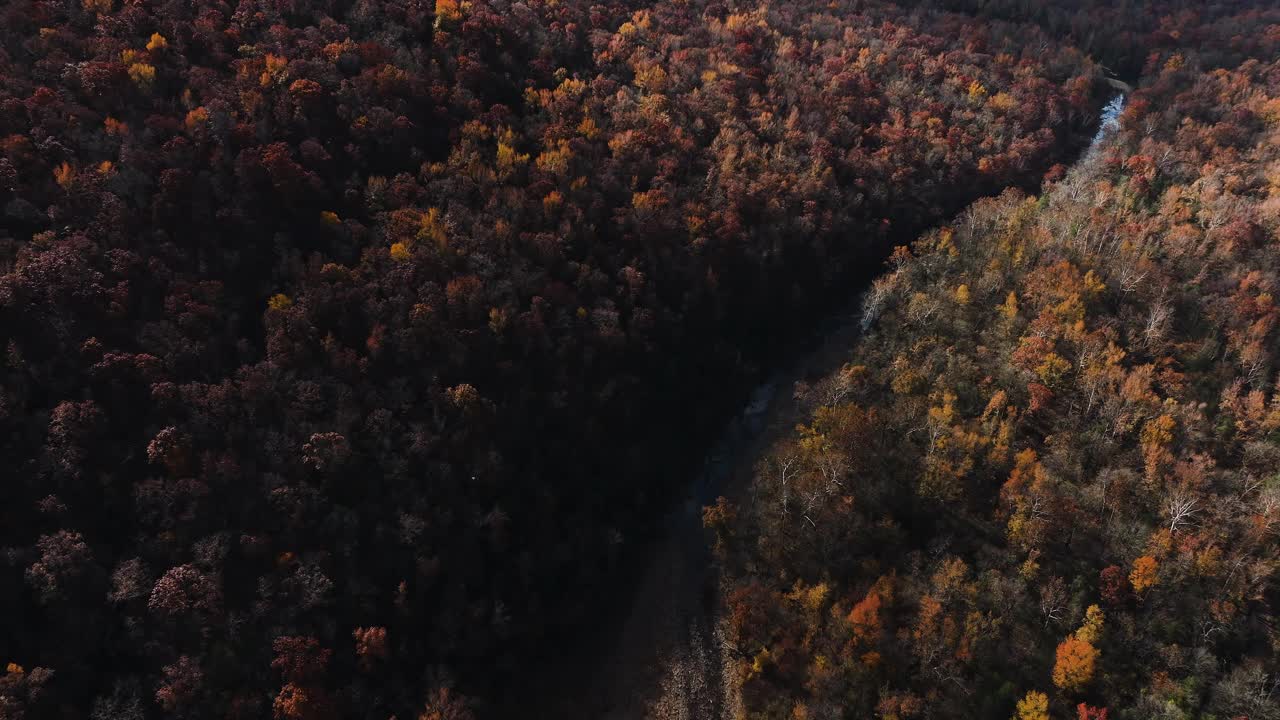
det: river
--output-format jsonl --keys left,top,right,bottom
{"left": 517, "top": 90, "right": 1127, "bottom": 720}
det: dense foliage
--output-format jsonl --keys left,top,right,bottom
{"left": 0, "top": 0, "right": 1108, "bottom": 717}
{"left": 712, "top": 25, "right": 1280, "bottom": 720}
{"left": 932, "top": 0, "right": 1280, "bottom": 80}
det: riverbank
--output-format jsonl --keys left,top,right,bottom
{"left": 515, "top": 290, "right": 873, "bottom": 720}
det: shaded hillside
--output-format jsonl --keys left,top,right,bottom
{"left": 0, "top": 0, "right": 1106, "bottom": 717}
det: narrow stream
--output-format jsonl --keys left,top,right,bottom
{"left": 519, "top": 91, "right": 1127, "bottom": 720}
{"left": 572, "top": 293, "right": 873, "bottom": 720}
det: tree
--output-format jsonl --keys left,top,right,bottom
{"left": 24, "top": 531, "right": 95, "bottom": 605}
{"left": 353, "top": 627, "right": 388, "bottom": 671}
{"left": 1053, "top": 637, "right": 1098, "bottom": 691}
{"left": 1075, "top": 605, "right": 1105, "bottom": 644}
{"left": 418, "top": 687, "right": 473, "bottom": 720}
{"left": 271, "top": 637, "right": 333, "bottom": 720}
{"left": 848, "top": 590, "right": 882, "bottom": 646}
{"left": 1014, "top": 691, "right": 1049, "bottom": 720}
{"left": 272, "top": 683, "right": 333, "bottom": 720}
{"left": 1076, "top": 703, "right": 1108, "bottom": 720}
{"left": 147, "top": 565, "right": 221, "bottom": 618}
{"left": 1099, "top": 566, "right": 1129, "bottom": 606}
{"left": 155, "top": 656, "right": 202, "bottom": 713}
{"left": 1129, "top": 556, "right": 1159, "bottom": 594}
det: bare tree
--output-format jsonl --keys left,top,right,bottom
{"left": 775, "top": 454, "right": 798, "bottom": 515}
{"left": 1142, "top": 290, "right": 1172, "bottom": 348}
{"left": 1164, "top": 488, "right": 1200, "bottom": 534}
{"left": 1119, "top": 264, "right": 1147, "bottom": 294}
{"left": 1040, "top": 576, "right": 1067, "bottom": 628}
{"left": 861, "top": 276, "right": 895, "bottom": 331}
{"left": 1256, "top": 486, "right": 1280, "bottom": 537}
{"left": 814, "top": 450, "right": 848, "bottom": 492}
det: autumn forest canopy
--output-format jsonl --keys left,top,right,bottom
{"left": 0, "top": 0, "right": 1277, "bottom": 718}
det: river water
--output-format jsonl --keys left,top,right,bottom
{"left": 1092, "top": 94, "right": 1126, "bottom": 149}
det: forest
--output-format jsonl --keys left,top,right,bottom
{"left": 709, "top": 5, "right": 1280, "bottom": 718}
{"left": 0, "top": 0, "right": 1275, "bottom": 718}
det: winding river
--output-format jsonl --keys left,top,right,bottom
{"left": 519, "top": 91, "right": 1127, "bottom": 720}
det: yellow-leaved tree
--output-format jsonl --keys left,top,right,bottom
{"left": 1076, "top": 604, "right": 1105, "bottom": 644}
{"left": 1013, "top": 690, "right": 1048, "bottom": 720}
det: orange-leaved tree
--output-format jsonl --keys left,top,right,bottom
{"left": 1053, "top": 637, "right": 1099, "bottom": 691}
{"left": 1129, "top": 555, "right": 1159, "bottom": 594}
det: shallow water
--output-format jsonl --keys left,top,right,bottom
{"left": 1091, "top": 94, "right": 1126, "bottom": 149}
